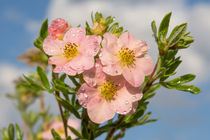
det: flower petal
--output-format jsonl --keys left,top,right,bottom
{"left": 122, "top": 66, "right": 145, "bottom": 87}
{"left": 63, "top": 27, "right": 85, "bottom": 45}
{"left": 48, "top": 18, "right": 69, "bottom": 39}
{"left": 102, "top": 32, "right": 119, "bottom": 54}
{"left": 83, "top": 59, "right": 106, "bottom": 87}
{"left": 43, "top": 36, "right": 65, "bottom": 55}
{"left": 78, "top": 83, "right": 99, "bottom": 108}
{"left": 102, "top": 61, "right": 122, "bottom": 76}
{"left": 48, "top": 56, "right": 68, "bottom": 66}
{"left": 135, "top": 55, "right": 154, "bottom": 75}
{"left": 99, "top": 48, "right": 119, "bottom": 65}
{"left": 118, "top": 32, "right": 143, "bottom": 50}
{"left": 87, "top": 97, "right": 115, "bottom": 124}
{"left": 69, "top": 55, "right": 94, "bottom": 72}
{"left": 111, "top": 86, "right": 133, "bottom": 115}
{"left": 79, "top": 35, "right": 101, "bottom": 57}
{"left": 124, "top": 101, "right": 138, "bottom": 115}
{"left": 63, "top": 62, "right": 78, "bottom": 76}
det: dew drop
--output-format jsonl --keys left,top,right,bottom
{"left": 83, "top": 93, "right": 88, "bottom": 98}
{"left": 125, "top": 100, "right": 129, "bottom": 105}
{"left": 132, "top": 96, "right": 137, "bottom": 101}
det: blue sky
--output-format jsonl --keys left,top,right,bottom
{"left": 0, "top": 0, "right": 210, "bottom": 140}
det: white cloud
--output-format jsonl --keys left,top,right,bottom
{"left": 0, "top": 63, "right": 30, "bottom": 128}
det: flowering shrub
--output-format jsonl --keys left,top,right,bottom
{"left": 1, "top": 12, "right": 200, "bottom": 140}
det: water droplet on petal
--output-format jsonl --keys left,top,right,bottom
{"left": 132, "top": 96, "right": 137, "bottom": 101}
{"left": 83, "top": 93, "right": 88, "bottom": 98}
{"left": 125, "top": 100, "right": 129, "bottom": 105}
{"left": 123, "top": 111, "right": 127, "bottom": 114}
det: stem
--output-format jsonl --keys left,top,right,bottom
{"left": 22, "top": 120, "right": 30, "bottom": 140}
{"left": 113, "top": 128, "right": 125, "bottom": 140}
{"left": 143, "top": 56, "right": 160, "bottom": 93}
{"left": 54, "top": 73, "right": 68, "bottom": 138}
{"left": 105, "top": 116, "right": 125, "bottom": 140}
{"left": 40, "top": 92, "right": 48, "bottom": 130}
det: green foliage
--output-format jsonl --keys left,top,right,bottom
{"left": 168, "top": 23, "right": 187, "bottom": 47}
{"left": 34, "top": 19, "right": 48, "bottom": 51}
{"left": 51, "top": 129, "right": 62, "bottom": 140}
{"left": 1, "top": 124, "right": 23, "bottom": 140}
{"left": 37, "top": 66, "right": 50, "bottom": 90}
{"left": 158, "top": 12, "right": 172, "bottom": 39}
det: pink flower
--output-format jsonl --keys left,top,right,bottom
{"left": 48, "top": 18, "right": 69, "bottom": 40}
{"left": 43, "top": 27, "right": 101, "bottom": 75}
{"left": 99, "top": 32, "right": 154, "bottom": 87}
{"left": 78, "top": 59, "right": 143, "bottom": 124}
{"left": 42, "top": 119, "right": 79, "bottom": 139}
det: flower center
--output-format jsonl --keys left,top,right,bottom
{"left": 119, "top": 48, "right": 135, "bottom": 67}
{"left": 100, "top": 81, "right": 117, "bottom": 102}
{"left": 64, "top": 43, "right": 78, "bottom": 60}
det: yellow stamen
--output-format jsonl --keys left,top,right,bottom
{"left": 100, "top": 80, "right": 117, "bottom": 102}
{"left": 64, "top": 43, "right": 78, "bottom": 60}
{"left": 118, "top": 48, "right": 135, "bottom": 67}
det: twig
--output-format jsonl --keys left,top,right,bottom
{"left": 105, "top": 116, "right": 125, "bottom": 140}
{"left": 54, "top": 73, "right": 68, "bottom": 138}
{"left": 113, "top": 128, "right": 126, "bottom": 140}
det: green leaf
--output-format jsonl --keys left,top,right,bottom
{"left": 34, "top": 19, "right": 48, "bottom": 51}
{"left": 68, "top": 126, "right": 82, "bottom": 138}
{"left": 81, "top": 121, "right": 89, "bottom": 139}
{"left": 15, "top": 124, "right": 23, "bottom": 140}
{"left": 166, "top": 74, "right": 195, "bottom": 85}
{"left": 8, "top": 124, "right": 15, "bottom": 140}
{"left": 168, "top": 23, "right": 187, "bottom": 47}
{"left": 23, "top": 75, "right": 44, "bottom": 90}
{"left": 56, "top": 96, "right": 81, "bottom": 119}
{"left": 151, "top": 20, "right": 158, "bottom": 42}
{"left": 158, "top": 12, "right": 172, "bottom": 39}
{"left": 51, "top": 129, "right": 62, "bottom": 140}
{"left": 39, "top": 19, "right": 48, "bottom": 40}
{"left": 161, "top": 83, "right": 201, "bottom": 94}
{"left": 137, "top": 112, "right": 151, "bottom": 125}
{"left": 37, "top": 66, "right": 50, "bottom": 89}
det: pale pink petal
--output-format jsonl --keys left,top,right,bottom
{"left": 78, "top": 83, "right": 99, "bottom": 108}
{"left": 102, "top": 33, "right": 120, "bottom": 54}
{"left": 53, "top": 65, "right": 64, "bottom": 73}
{"left": 79, "top": 35, "right": 101, "bottom": 57}
{"left": 48, "top": 18, "right": 69, "bottom": 39}
{"left": 99, "top": 48, "right": 119, "bottom": 65}
{"left": 63, "top": 27, "right": 85, "bottom": 45}
{"left": 122, "top": 66, "right": 145, "bottom": 87}
{"left": 135, "top": 55, "right": 154, "bottom": 75}
{"left": 43, "top": 36, "right": 65, "bottom": 55}
{"left": 67, "top": 119, "right": 79, "bottom": 139}
{"left": 83, "top": 59, "right": 106, "bottom": 86}
{"left": 125, "top": 83, "right": 143, "bottom": 102}
{"left": 87, "top": 97, "right": 115, "bottom": 124}
{"left": 69, "top": 55, "right": 95, "bottom": 72}
{"left": 111, "top": 86, "right": 134, "bottom": 115}
{"left": 111, "top": 83, "right": 142, "bottom": 115}
{"left": 133, "top": 41, "right": 149, "bottom": 57}
{"left": 48, "top": 56, "right": 69, "bottom": 66}
{"left": 42, "top": 131, "right": 53, "bottom": 139}
{"left": 102, "top": 61, "right": 122, "bottom": 76}
{"left": 124, "top": 101, "right": 138, "bottom": 115}
{"left": 63, "top": 62, "right": 78, "bottom": 76}
{"left": 118, "top": 32, "right": 143, "bottom": 50}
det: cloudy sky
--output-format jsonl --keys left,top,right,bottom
{"left": 0, "top": 0, "right": 210, "bottom": 139}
